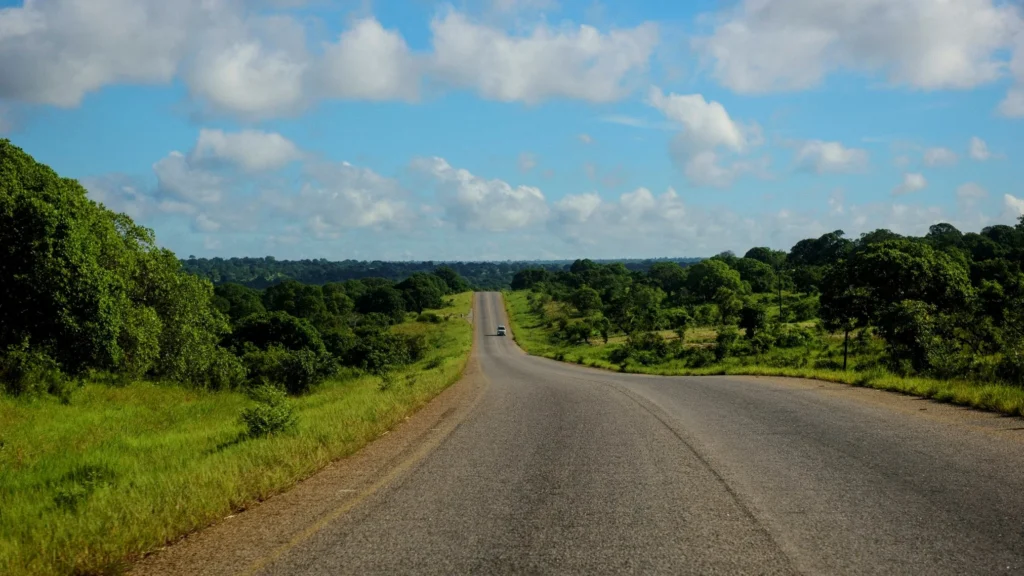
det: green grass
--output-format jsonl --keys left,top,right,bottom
{"left": 503, "top": 290, "right": 1024, "bottom": 417}
{"left": 0, "top": 293, "right": 474, "bottom": 576}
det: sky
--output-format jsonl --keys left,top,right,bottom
{"left": 1, "top": 0, "right": 1022, "bottom": 261}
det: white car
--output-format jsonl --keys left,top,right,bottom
{"left": 497, "top": 325, "right": 506, "bottom": 336}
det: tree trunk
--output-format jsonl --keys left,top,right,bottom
{"left": 843, "top": 329, "right": 850, "bottom": 371}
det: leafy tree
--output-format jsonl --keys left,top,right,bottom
{"left": 738, "top": 305, "right": 767, "bottom": 339}
{"left": 570, "top": 286, "right": 603, "bottom": 315}
{"left": 432, "top": 266, "right": 471, "bottom": 293}
{"left": 714, "top": 287, "right": 743, "bottom": 325}
{"left": 511, "top": 268, "right": 552, "bottom": 290}
{"left": 214, "top": 283, "right": 266, "bottom": 323}
{"left": 321, "top": 283, "right": 355, "bottom": 318}
{"left": 262, "top": 280, "right": 328, "bottom": 325}
{"left": 355, "top": 285, "right": 406, "bottom": 324}
{"left": 397, "top": 273, "right": 446, "bottom": 313}
{"left": 609, "top": 285, "right": 663, "bottom": 333}
{"left": 733, "top": 258, "right": 776, "bottom": 293}
{"left": 647, "top": 262, "right": 687, "bottom": 301}
{"left": 227, "top": 312, "right": 327, "bottom": 356}
{"left": 743, "top": 247, "right": 787, "bottom": 269}
{"left": 685, "top": 259, "right": 744, "bottom": 302}
{"left": 662, "top": 308, "right": 691, "bottom": 341}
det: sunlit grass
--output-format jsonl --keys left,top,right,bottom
{"left": 0, "top": 293, "right": 474, "bottom": 576}
{"left": 503, "top": 290, "right": 1024, "bottom": 417}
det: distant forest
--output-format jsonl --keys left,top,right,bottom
{"left": 180, "top": 257, "right": 705, "bottom": 290}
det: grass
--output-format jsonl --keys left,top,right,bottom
{"left": 503, "top": 290, "right": 1024, "bottom": 417}
{"left": 0, "top": 293, "right": 474, "bottom": 576}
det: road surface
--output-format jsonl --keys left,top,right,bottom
{"left": 138, "top": 292, "right": 1024, "bottom": 575}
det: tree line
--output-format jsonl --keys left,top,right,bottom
{"left": 181, "top": 256, "right": 702, "bottom": 291}
{"left": 0, "top": 140, "right": 470, "bottom": 401}
{"left": 512, "top": 220, "right": 1024, "bottom": 386}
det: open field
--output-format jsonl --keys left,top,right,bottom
{"left": 503, "top": 290, "right": 1024, "bottom": 417}
{"left": 0, "top": 294, "right": 474, "bottom": 576}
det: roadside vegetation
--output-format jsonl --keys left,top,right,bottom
{"left": 0, "top": 140, "right": 475, "bottom": 575}
{"left": 503, "top": 225, "right": 1024, "bottom": 416}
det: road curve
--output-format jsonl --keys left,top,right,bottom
{"left": 247, "top": 292, "right": 1024, "bottom": 575}
{"left": 135, "top": 292, "right": 1024, "bottom": 575}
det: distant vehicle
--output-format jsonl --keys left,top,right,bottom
{"left": 497, "top": 325, "right": 506, "bottom": 336}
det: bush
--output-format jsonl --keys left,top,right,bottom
{"left": 241, "top": 346, "right": 333, "bottom": 395}
{"left": 417, "top": 312, "right": 443, "bottom": 323}
{"left": 198, "top": 347, "right": 247, "bottom": 391}
{"left": 774, "top": 325, "right": 815, "bottom": 348}
{"left": 240, "top": 385, "right": 296, "bottom": 437}
{"left": 715, "top": 327, "right": 739, "bottom": 361}
{"left": 342, "top": 331, "right": 412, "bottom": 374}
{"left": 0, "top": 342, "right": 75, "bottom": 401}
{"left": 609, "top": 332, "right": 670, "bottom": 365}
{"left": 682, "top": 346, "right": 716, "bottom": 368}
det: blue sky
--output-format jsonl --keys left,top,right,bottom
{"left": 1, "top": 0, "right": 1022, "bottom": 260}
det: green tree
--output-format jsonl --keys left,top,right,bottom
{"left": 432, "top": 266, "right": 470, "bottom": 293}
{"left": 647, "top": 262, "right": 687, "bottom": 301}
{"left": 397, "top": 273, "right": 446, "bottom": 313}
{"left": 714, "top": 287, "right": 743, "bottom": 325}
{"left": 738, "top": 305, "right": 767, "bottom": 339}
{"left": 356, "top": 285, "right": 407, "bottom": 324}
{"left": 685, "top": 259, "right": 744, "bottom": 302}
{"left": 213, "top": 283, "right": 266, "bottom": 323}
{"left": 733, "top": 258, "right": 777, "bottom": 293}
{"left": 263, "top": 280, "right": 329, "bottom": 325}
{"left": 569, "top": 286, "right": 603, "bottom": 315}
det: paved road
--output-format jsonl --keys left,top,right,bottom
{"left": 258, "top": 292, "right": 1024, "bottom": 575}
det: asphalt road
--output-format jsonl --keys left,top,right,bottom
{"left": 255, "top": 292, "right": 1024, "bottom": 575}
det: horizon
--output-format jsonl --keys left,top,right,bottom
{"left": 1, "top": 0, "right": 1022, "bottom": 261}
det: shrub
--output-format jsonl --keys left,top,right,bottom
{"left": 242, "top": 346, "right": 333, "bottom": 395}
{"left": 199, "top": 347, "right": 247, "bottom": 391}
{"left": 417, "top": 312, "right": 443, "bottom": 323}
{"left": 0, "top": 342, "right": 75, "bottom": 401}
{"left": 342, "top": 331, "right": 412, "bottom": 375}
{"left": 715, "top": 327, "right": 739, "bottom": 361}
{"left": 682, "top": 346, "right": 716, "bottom": 368}
{"left": 775, "top": 326, "right": 815, "bottom": 349}
{"left": 240, "top": 385, "right": 296, "bottom": 437}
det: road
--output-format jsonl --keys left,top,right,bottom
{"left": 139, "top": 292, "right": 1024, "bottom": 575}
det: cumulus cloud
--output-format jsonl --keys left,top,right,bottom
{"left": 283, "top": 161, "right": 413, "bottom": 237}
{"left": 694, "top": 0, "right": 1023, "bottom": 113}
{"left": 646, "top": 86, "right": 764, "bottom": 187}
{"left": 578, "top": 133, "right": 594, "bottom": 145}
{"left": 0, "top": 0, "right": 196, "bottom": 107}
{"left": 153, "top": 151, "right": 225, "bottom": 205}
{"left": 185, "top": 12, "right": 311, "bottom": 119}
{"left": 957, "top": 182, "right": 988, "bottom": 201}
{"left": 795, "top": 140, "right": 869, "bottom": 174}
{"left": 892, "top": 173, "right": 927, "bottom": 196}
{"left": 969, "top": 136, "right": 992, "bottom": 161}
{"left": 1000, "top": 33, "right": 1024, "bottom": 117}
{"left": 1006, "top": 194, "right": 1024, "bottom": 217}
{"left": 429, "top": 10, "right": 659, "bottom": 103}
{"left": 413, "top": 156, "right": 549, "bottom": 231}
{"left": 923, "top": 147, "right": 958, "bottom": 167}
{"left": 317, "top": 18, "right": 420, "bottom": 101}
{"left": 191, "top": 129, "right": 302, "bottom": 172}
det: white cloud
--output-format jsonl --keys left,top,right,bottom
{"left": 191, "top": 129, "right": 302, "bottom": 172}
{"left": 892, "top": 173, "right": 927, "bottom": 196}
{"left": 317, "top": 18, "right": 419, "bottom": 101}
{"left": 646, "top": 86, "right": 763, "bottom": 187}
{"left": 1000, "top": 33, "right": 1024, "bottom": 117}
{"left": 1006, "top": 194, "right": 1024, "bottom": 217}
{"left": 186, "top": 13, "right": 310, "bottom": 119}
{"left": 518, "top": 152, "right": 538, "bottom": 172}
{"left": 694, "top": 0, "right": 1022, "bottom": 111}
{"left": 0, "top": 0, "right": 195, "bottom": 107}
{"left": 795, "top": 140, "right": 869, "bottom": 174}
{"left": 153, "top": 151, "right": 224, "bottom": 205}
{"left": 429, "top": 10, "right": 659, "bottom": 103}
{"left": 923, "top": 147, "right": 958, "bottom": 167}
{"left": 491, "top": 0, "right": 559, "bottom": 13}
{"left": 578, "top": 133, "right": 594, "bottom": 144}
{"left": 413, "top": 156, "right": 549, "bottom": 231}
{"left": 969, "top": 136, "right": 992, "bottom": 160}
{"left": 957, "top": 182, "right": 988, "bottom": 201}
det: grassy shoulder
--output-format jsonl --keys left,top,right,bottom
{"left": 503, "top": 290, "right": 1024, "bottom": 417}
{"left": 0, "top": 293, "right": 474, "bottom": 576}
